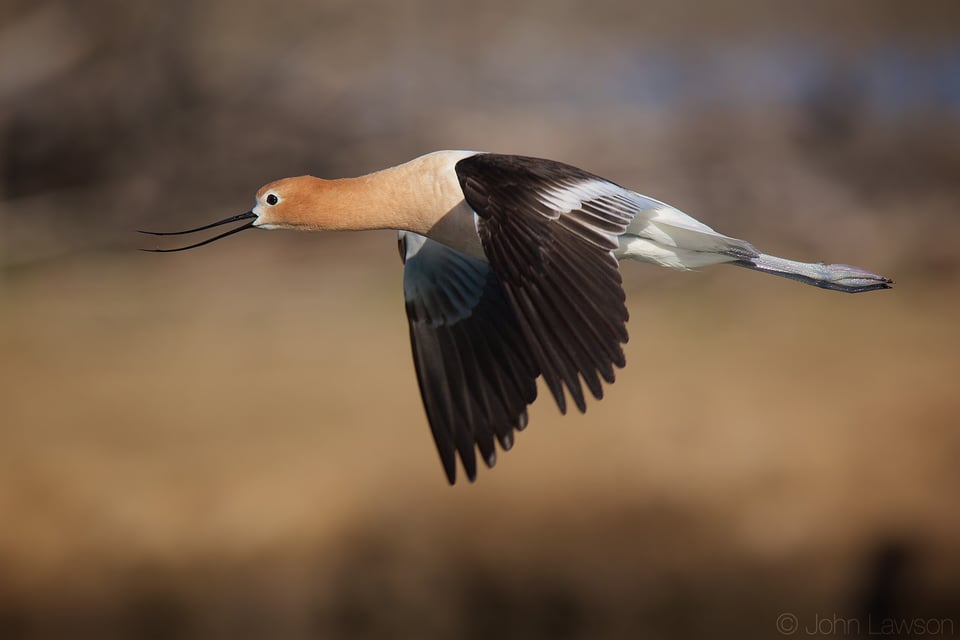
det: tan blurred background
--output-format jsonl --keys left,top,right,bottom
{"left": 1, "top": 0, "right": 959, "bottom": 638}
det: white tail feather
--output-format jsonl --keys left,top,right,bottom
{"left": 615, "top": 196, "right": 892, "bottom": 293}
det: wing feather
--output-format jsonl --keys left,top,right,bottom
{"left": 455, "top": 154, "right": 634, "bottom": 414}
{"left": 401, "top": 232, "right": 538, "bottom": 484}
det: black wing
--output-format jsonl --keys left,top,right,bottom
{"left": 400, "top": 232, "right": 539, "bottom": 484}
{"left": 456, "top": 153, "right": 634, "bottom": 414}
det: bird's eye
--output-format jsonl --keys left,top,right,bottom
{"left": 265, "top": 193, "right": 279, "bottom": 206}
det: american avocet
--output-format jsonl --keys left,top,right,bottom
{"left": 142, "top": 151, "right": 892, "bottom": 483}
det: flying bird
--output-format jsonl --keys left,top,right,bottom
{"left": 141, "top": 151, "right": 892, "bottom": 483}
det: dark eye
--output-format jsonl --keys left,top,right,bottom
{"left": 265, "top": 193, "right": 279, "bottom": 206}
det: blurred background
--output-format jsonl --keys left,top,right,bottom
{"left": 1, "top": 0, "right": 959, "bottom": 638}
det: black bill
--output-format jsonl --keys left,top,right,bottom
{"left": 139, "top": 211, "right": 258, "bottom": 252}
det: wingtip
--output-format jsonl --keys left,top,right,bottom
{"left": 550, "top": 385, "right": 568, "bottom": 415}
{"left": 441, "top": 455, "right": 458, "bottom": 485}
{"left": 570, "top": 382, "right": 588, "bottom": 413}
{"left": 516, "top": 412, "right": 529, "bottom": 432}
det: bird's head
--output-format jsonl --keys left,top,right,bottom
{"left": 251, "top": 176, "right": 327, "bottom": 231}
{"left": 139, "top": 176, "right": 326, "bottom": 252}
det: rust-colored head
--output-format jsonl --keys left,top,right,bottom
{"left": 138, "top": 175, "right": 332, "bottom": 252}
{"left": 252, "top": 176, "right": 328, "bottom": 231}
{"left": 139, "top": 170, "right": 394, "bottom": 251}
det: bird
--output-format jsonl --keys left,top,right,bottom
{"left": 141, "top": 150, "right": 893, "bottom": 484}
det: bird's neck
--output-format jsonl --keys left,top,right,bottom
{"left": 292, "top": 151, "right": 477, "bottom": 237}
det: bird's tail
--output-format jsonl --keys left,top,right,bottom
{"left": 616, "top": 195, "right": 893, "bottom": 293}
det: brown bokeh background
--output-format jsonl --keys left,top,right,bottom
{"left": 2, "top": 1, "right": 959, "bottom": 638}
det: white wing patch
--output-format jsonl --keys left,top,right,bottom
{"left": 536, "top": 179, "right": 626, "bottom": 216}
{"left": 534, "top": 180, "right": 639, "bottom": 250}
{"left": 531, "top": 179, "right": 759, "bottom": 264}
